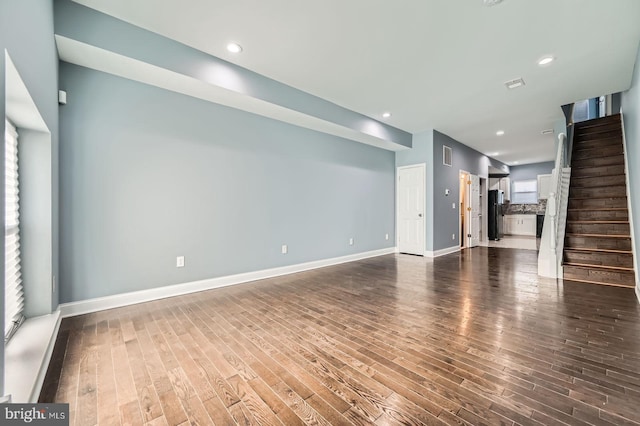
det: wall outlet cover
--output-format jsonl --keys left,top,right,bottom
{"left": 176, "top": 256, "right": 185, "bottom": 267}
{"left": 281, "top": 244, "right": 288, "bottom": 254}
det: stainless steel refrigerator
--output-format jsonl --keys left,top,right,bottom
{"left": 488, "top": 189, "right": 504, "bottom": 240}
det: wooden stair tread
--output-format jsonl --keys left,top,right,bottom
{"left": 567, "top": 208, "right": 627, "bottom": 211}
{"left": 563, "top": 248, "right": 632, "bottom": 254}
{"left": 565, "top": 233, "right": 630, "bottom": 238}
{"left": 563, "top": 262, "right": 634, "bottom": 272}
{"left": 561, "top": 278, "right": 635, "bottom": 289}
{"left": 566, "top": 196, "right": 627, "bottom": 200}
{"left": 566, "top": 220, "right": 629, "bottom": 224}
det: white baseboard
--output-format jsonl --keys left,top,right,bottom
{"left": 59, "top": 247, "right": 396, "bottom": 318}
{"left": 425, "top": 245, "right": 460, "bottom": 258}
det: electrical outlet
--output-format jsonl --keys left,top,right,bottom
{"left": 452, "top": 203, "right": 456, "bottom": 209}
{"left": 281, "top": 244, "right": 288, "bottom": 254}
{"left": 176, "top": 256, "right": 185, "bottom": 268}
{"left": 349, "top": 238, "right": 354, "bottom": 246}
{"left": 452, "top": 234, "right": 456, "bottom": 240}
{"left": 385, "top": 233, "right": 389, "bottom": 240}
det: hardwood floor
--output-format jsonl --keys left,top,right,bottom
{"left": 40, "top": 248, "right": 640, "bottom": 425}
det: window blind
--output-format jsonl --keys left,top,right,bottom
{"left": 5, "top": 120, "right": 23, "bottom": 341}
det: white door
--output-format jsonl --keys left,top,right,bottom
{"left": 397, "top": 165, "right": 425, "bottom": 255}
{"left": 470, "top": 174, "right": 480, "bottom": 247}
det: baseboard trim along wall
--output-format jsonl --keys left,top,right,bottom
{"left": 59, "top": 247, "right": 396, "bottom": 318}
{"left": 425, "top": 245, "right": 460, "bottom": 258}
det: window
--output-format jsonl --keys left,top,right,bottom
{"left": 511, "top": 179, "right": 538, "bottom": 204}
{"left": 5, "top": 120, "right": 23, "bottom": 341}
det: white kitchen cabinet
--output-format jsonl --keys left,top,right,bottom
{"left": 537, "top": 174, "right": 552, "bottom": 200}
{"left": 489, "top": 177, "right": 511, "bottom": 201}
{"left": 503, "top": 214, "right": 536, "bottom": 236}
{"left": 501, "top": 177, "right": 511, "bottom": 202}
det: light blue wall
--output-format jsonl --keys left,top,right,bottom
{"left": 396, "top": 130, "right": 434, "bottom": 251}
{"left": 509, "top": 162, "right": 554, "bottom": 183}
{"left": 621, "top": 41, "right": 640, "bottom": 296}
{"left": 59, "top": 63, "right": 396, "bottom": 303}
{"left": 0, "top": 0, "right": 59, "bottom": 394}
{"left": 432, "top": 130, "right": 508, "bottom": 251}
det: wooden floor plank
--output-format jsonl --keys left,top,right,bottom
{"left": 41, "top": 249, "right": 640, "bottom": 425}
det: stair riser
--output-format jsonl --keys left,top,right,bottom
{"left": 575, "top": 122, "right": 622, "bottom": 135}
{"left": 572, "top": 156, "right": 625, "bottom": 169}
{"left": 572, "top": 145, "right": 624, "bottom": 160}
{"left": 574, "top": 129, "right": 621, "bottom": 141}
{"left": 571, "top": 162, "right": 625, "bottom": 176}
{"left": 570, "top": 186, "right": 627, "bottom": 198}
{"left": 564, "top": 251, "right": 634, "bottom": 269}
{"left": 572, "top": 137, "right": 622, "bottom": 150}
{"left": 565, "top": 236, "right": 632, "bottom": 251}
{"left": 567, "top": 210, "right": 628, "bottom": 221}
{"left": 566, "top": 222, "right": 630, "bottom": 235}
{"left": 570, "top": 175, "right": 626, "bottom": 188}
{"left": 563, "top": 265, "right": 635, "bottom": 286}
{"left": 568, "top": 198, "right": 627, "bottom": 209}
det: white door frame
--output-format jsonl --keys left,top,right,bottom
{"left": 396, "top": 163, "right": 426, "bottom": 255}
{"left": 459, "top": 170, "right": 471, "bottom": 248}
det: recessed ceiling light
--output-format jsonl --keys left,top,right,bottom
{"left": 496, "top": 130, "right": 505, "bottom": 136}
{"left": 226, "top": 42, "right": 243, "bottom": 53}
{"left": 487, "top": 152, "right": 499, "bottom": 157}
{"left": 512, "top": 161, "right": 519, "bottom": 165}
{"left": 538, "top": 56, "right": 555, "bottom": 66}
{"left": 504, "top": 78, "right": 525, "bottom": 90}
{"left": 382, "top": 112, "right": 392, "bottom": 119}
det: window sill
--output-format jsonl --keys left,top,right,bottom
{"left": 4, "top": 311, "right": 61, "bottom": 402}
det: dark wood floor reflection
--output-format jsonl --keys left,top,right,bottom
{"left": 41, "top": 248, "right": 640, "bottom": 425}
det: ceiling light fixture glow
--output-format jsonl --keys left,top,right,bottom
{"left": 496, "top": 130, "right": 505, "bottom": 136}
{"left": 483, "top": 0, "right": 505, "bottom": 6}
{"left": 382, "top": 112, "right": 392, "bottom": 119}
{"left": 538, "top": 56, "right": 555, "bottom": 66}
{"left": 512, "top": 161, "right": 519, "bottom": 164}
{"left": 226, "top": 42, "right": 243, "bottom": 53}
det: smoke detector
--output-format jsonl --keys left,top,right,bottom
{"left": 484, "top": 0, "right": 505, "bottom": 6}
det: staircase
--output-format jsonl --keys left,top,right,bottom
{"left": 563, "top": 114, "right": 636, "bottom": 288}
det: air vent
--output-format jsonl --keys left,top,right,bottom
{"left": 504, "top": 78, "right": 525, "bottom": 90}
{"left": 541, "top": 129, "right": 554, "bottom": 135}
{"left": 443, "top": 145, "right": 452, "bottom": 167}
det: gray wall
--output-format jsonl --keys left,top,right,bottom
{"left": 396, "top": 130, "right": 434, "bottom": 251}
{"left": 432, "top": 130, "right": 508, "bottom": 251}
{"left": 509, "top": 161, "right": 554, "bottom": 184}
{"left": 59, "top": 63, "right": 396, "bottom": 303}
{"left": 621, "top": 41, "right": 640, "bottom": 298}
{"left": 0, "top": 0, "right": 59, "bottom": 394}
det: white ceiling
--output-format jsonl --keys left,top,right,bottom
{"left": 72, "top": 0, "right": 640, "bottom": 165}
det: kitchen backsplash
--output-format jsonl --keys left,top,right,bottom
{"left": 504, "top": 199, "right": 547, "bottom": 215}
